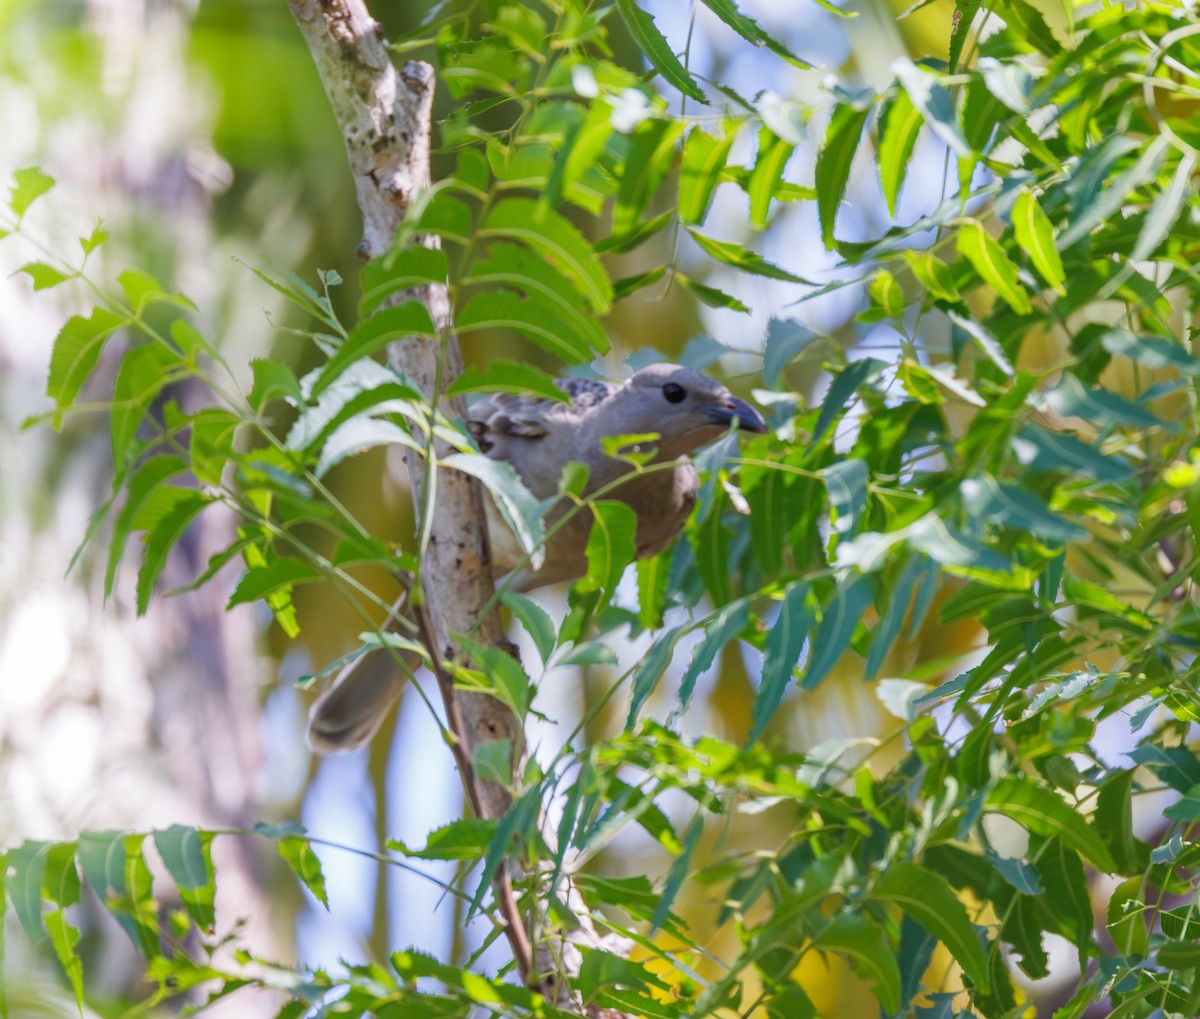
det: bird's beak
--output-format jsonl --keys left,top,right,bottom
{"left": 706, "top": 396, "right": 767, "bottom": 434}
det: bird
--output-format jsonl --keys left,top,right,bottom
{"left": 306, "top": 362, "right": 767, "bottom": 753}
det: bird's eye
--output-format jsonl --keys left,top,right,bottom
{"left": 662, "top": 382, "right": 686, "bottom": 403}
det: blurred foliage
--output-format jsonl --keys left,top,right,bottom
{"left": 6, "top": 0, "right": 1200, "bottom": 1017}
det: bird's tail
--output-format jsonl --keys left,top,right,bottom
{"left": 306, "top": 595, "right": 420, "bottom": 753}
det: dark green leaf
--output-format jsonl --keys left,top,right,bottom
{"left": 614, "top": 0, "right": 707, "bottom": 103}
{"left": 501, "top": 590, "right": 556, "bottom": 664}
{"left": 444, "top": 453, "right": 545, "bottom": 571}
{"left": 578, "top": 500, "right": 637, "bottom": 601}
{"left": 135, "top": 488, "right": 209, "bottom": 614}
{"left": 752, "top": 583, "right": 815, "bottom": 741}
{"left": 153, "top": 825, "right": 215, "bottom": 930}
{"left": 986, "top": 777, "right": 1115, "bottom": 872}
{"left": 816, "top": 103, "right": 871, "bottom": 248}
{"left": 687, "top": 228, "right": 812, "bottom": 283}
{"left": 802, "top": 574, "right": 874, "bottom": 690}
{"left": 679, "top": 599, "right": 749, "bottom": 710}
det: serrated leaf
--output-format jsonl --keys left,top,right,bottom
{"left": 278, "top": 837, "right": 329, "bottom": 909}
{"left": 1058, "top": 136, "right": 1169, "bottom": 249}
{"left": 615, "top": 0, "right": 707, "bottom": 103}
{"left": 17, "top": 261, "right": 72, "bottom": 291}
{"left": 803, "top": 574, "right": 875, "bottom": 690}
{"left": 636, "top": 553, "right": 669, "bottom": 630}
{"left": 956, "top": 220, "right": 1031, "bottom": 315}
{"left": 136, "top": 490, "right": 210, "bottom": 614}
{"left": 873, "top": 862, "right": 990, "bottom": 991}
{"left": 578, "top": 499, "right": 637, "bottom": 600}
{"left": 894, "top": 58, "right": 969, "bottom": 157}
{"left": 809, "top": 358, "right": 886, "bottom": 452}
{"left": 480, "top": 198, "right": 612, "bottom": 313}
{"left": 501, "top": 590, "right": 556, "bottom": 663}
{"left": 816, "top": 103, "right": 871, "bottom": 248}
{"left": 821, "top": 458, "right": 868, "bottom": 535}
{"left": 986, "top": 777, "right": 1115, "bottom": 872}
{"left": 444, "top": 452, "right": 545, "bottom": 571}
{"left": 46, "top": 307, "right": 127, "bottom": 421}
{"left": 686, "top": 228, "right": 811, "bottom": 283}
{"left": 878, "top": 91, "right": 923, "bottom": 217}
{"left": 105, "top": 455, "right": 188, "bottom": 599}
{"left": 679, "top": 125, "right": 736, "bottom": 224}
{"left": 153, "top": 825, "right": 215, "bottom": 930}
{"left": 865, "top": 555, "right": 923, "bottom": 679}
{"left": 448, "top": 361, "right": 571, "bottom": 404}
{"left": 752, "top": 583, "right": 814, "bottom": 741}
{"left": 359, "top": 245, "right": 449, "bottom": 316}
{"left": 457, "top": 289, "right": 594, "bottom": 363}
{"left": 960, "top": 474, "right": 1087, "bottom": 542}
{"left": 946, "top": 310, "right": 1014, "bottom": 376}
{"left": 699, "top": 0, "right": 810, "bottom": 67}
{"left": 227, "top": 559, "right": 323, "bottom": 608}
{"left": 816, "top": 915, "right": 902, "bottom": 1013}
{"left": 392, "top": 817, "right": 497, "bottom": 861}
{"left": 651, "top": 815, "right": 704, "bottom": 933}
{"left": 866, "top": 269, "right": 905, "bottom": 318}
{"left": 948, "top": 0, "right": 984, "bottom": 73}
{"left": 9, "top": 167, "right": 55, "bottom": 216}
{"left": 679, "top": 598, "right": 749, "bottom": 710}
{"left": 316, "top": 417, "right": 422, "bottom": 478}
{"left": 762, "top": 318, "right": 818, "bottom": 386}
{"left": 310, "top": 301, "right": 438, "bottom": 397}
{"left": 627, "top": 626, "right": 686, "bottom": 728}
{"left": 1011, "top": 190, "right": 1065, "bottom": 295}
{"left": 111, "top": 344, "right": 176, "bottom": 470}
{"left": 465, "top": 242, "right": 609, "bottom": 354}
{"left": 903, "top": 250, "right": 961, "bottom": 303}
{"left": 748, "top": 127, "right": 795, "bottom": 228}
{"left": 677, "top": 273, "right": 751, "bottom": 313}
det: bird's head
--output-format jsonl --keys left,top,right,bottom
{"left": 606, "top": 363, "right": 767, "bottom": 461}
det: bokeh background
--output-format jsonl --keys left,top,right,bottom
{"left": 0, "top": 0, "right": 1011, "bottom": 1015}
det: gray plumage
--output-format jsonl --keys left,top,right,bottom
{"left": 307, "top": 363, "right": 766, "bottom": 752}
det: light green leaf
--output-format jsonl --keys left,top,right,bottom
{"left": 614, "top": 0, "right": 707, "bottom": 103}
{"left": 903, "top": 249, "right": 961, "bottom": 303}
{"left": 9, "top": 166, "right": 55, "bottom": 216}
{"left": 359, "top": 246, "right": 449, "bottom": 316}
{"left": 687, "top": 228, "right": 812, "bottom": 283}
{"left": 986, "top": 777, "right": 1116, "bottom": 872}
{"left": 444, "top": 452, "right": 545, "bottom": 571}
{"left": 821, "top": 458, "right": 868, "bottom": 535}
{"left": 278, "top": 837, "right": 329, "bottom": 910}
{"left": 699, "top": 0, "right": 811, "bottom": 67}
{"left": 310, "top": 301, "right": 438, "bottom": 397}
{"left": 153, "top": 826, "right": 215, "bottom": 930}
{"left": 872, "top": 862, "right": 990, "bottom": 991}
{"left": 457, "top": 289, "right": 595, "bottom": 363}
{"left": 465, "top": 242, "right": 609, "bottom": 354}
{"left": 1131, "top": 152, "right": 1197, "bottom": 263}
{"left": 878, "top": 91, "right": 923, "bottom": 217}
{"left": 448, "top": 361, "right": 572, "bottom": 404}
{"left": 865, "top": 269, "right": 905, "bottom": 319}
{"left": 946, "top": 310, "right": 1014, "bottom": 376}
{"left": 391, "top": 817, "right": 497, "bottom": 861}
{"left": 106, "top": 455, "right": 188, "bottom": 599}
{"left": 894, "top": 58, "right": 969, "bottom": 157}
{"left": 679, "top": 125, "right": 736, "bottom": 225}
{"left": 46, "top": 307, "right": 127, "bottom": 422}
{"left": 17, "top": 261, "right": 72, "bottom": 291}
{"left": 227, "top": 559, "right": 323, "bottom": 609}
{"left": 636, "top": 553, "right": 669, "bottom": 630}
{"left": 677, "top": 273, "right": 751, "bottom": 313}
{"left": 501, "top": 590, "right": 556, "bottom": 664}
{"left": 956, "top": 220, "right": 1032, "bottom": 315}
{"left": 1011, "top": 190, "right": 1065, "bottom": 295}
{"left": 748, "top": 128, "right": 796, "bottom": 228}
{"left": 578, "top": 500, "right": 637, "bottom": 600}
{"left": 136, "top": 489, "right": 210, "bottom": 615}
{"left": 1058, "top": 136, "right": 1169, "bottom": 249}
{"left": 480, "top": 198, "right": 613, "bottom": 313}
{"left": 816, "top": 103, "right": 871, "bottom": 248}
{"left": 627, "top": 626, "right": 687, "bottom": 728}
{"left": 316, "top": 417, "right": 422, "bottom": 478}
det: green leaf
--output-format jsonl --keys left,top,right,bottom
{"left": 762, "top": 318, "right": 818, "bottom": 386}
{"left": 809, "top": 358, "right": 886, "bottom": 452}
{"left": 227, "top": 559, "right": 323, "bottom": 609}
{"left": 1131, "top": 151, "right": 1197, "bottom": 263}
{"left": 249, "top": 359, "right": 301, "bottom": 411}
{"left": 986, "top": 777, "right": 1116, "bottom": 872}
{"left": 153, "top": 825, "right": 215, "bottom": 930}
{"left": 865, "top": 269, "right": 905, "bottom": 319}
{"left": 359, "top": 245, "right": 449, "bottom": 316}
{"left": 865, "top": 555, "right": 924, "bottom": 679}
{"left": 310, "top": 301, "right": 438, "bottom": 397}
{"left": 679, "top": 598, "right": 749, "bottom": 710}
{"left": 578, "top": 500, "right": 637, "bottom": 600}
{"left": 821, "top": 458, "right": 868, "bottom": 535}
{"left": 815, "top": 915, "right": 902, "bottom": 1013}
{"left": 803, "top": 574, "right": 874, "bottom": 690}
{"left": 946, "top": 310, "right": 1014, "bottom": 376}
{"left": 627, "top": 626, "right": 687, "bottom": 728}
{"left": 878, "top": 91, "right": 922, "bottom": 217}
{"left": 894, "top": 59, "right": 969, "bottom": 157}
{"left": 1099, "top": 327, "right": 1200, "bottom": 376}
{"left": 1058, "top": 136, "right": 1169, "bottom": 249}
{"left": 679, "top": 125, "right": 736, "bottom": 224}
{"left": 110, "top": 344, "right": 177, "bottom": 470}
{"left": 466, "top": 242, "right": 609, "bottom": 354}
{"left": 959, "top": 474, "right": 1087, "bottom": 543}
{"left": 480, "top": 199, "right": 612, "bottom": 313}
{"left": 392, "top": 817, "right": 497, "bottom": 861}
{"left": 278, "top": 837, "right": 329, "bottom": 909}
{"left": 903, "top": 250, "right": 961, "bottom": 303}
{"left": 686, "top": 228, "right": 811, "bottom": 283}
{"left": 752, "top": 583, "right": 815, "bottom": 741}
{"left": 956, "top": 220, "right": 1031, "bottom": 315}
{"left": 76, "top": 831, "right": 157, "bottom": 953}
{"left": 448, "top": 361, "right": 572, "bottom": 404}
{"left": 46, "top": 307, "right": 127, "bottom": 422}
{"left": 1011, "top": 190, "right": 1065, "bottom": 295}
{"left": 698, "top": 0, "right": 811, "bottom": 67}
{"left": 17, "top": 261, "right": 72, "bottom": 291}
{"left": 636, "top": 553, "right": 669, "bottom": 630}
{"left": 501, "top": 590, "right": 556, "bottom": 664}
{"left": 457, "top": 289, "right": 595, "bottom": 363}
{"left": 947, "top": 0, "right": 984, "bottom": 73}
{"left": 748, "top": 128, "right": 795, "bottom": 228}
{"left": 8, "top": 841, "right": 52, "bottom": 944}
{"left": 614, "top": 0, "right": 707, "bottom": 103}
{"left": 676, "top": 273, "right": 751, "bottom": 313}
{"left": 1044, "top": 374, "right": 1167, "bottom": 432}
{"left": 872, "top": 862, "right": 990, "bottom": 991}
{"left": 651, "top": 815, "right": 704, "bottom": 933}
{"left": 9, "top": 167, "right": 55, "bottom": 216}
{"left": 136, "top": 489, "right": 210, "bottom": 615}
{"left": 444, "top": 452, "right": 546, "bottom": 571}
{"left": 816, "top": 103, "right": 871, "bottom": 248}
